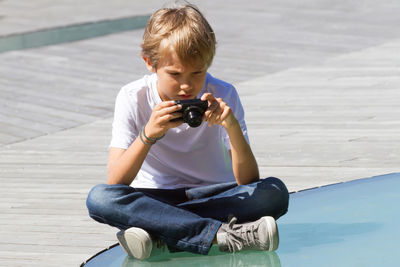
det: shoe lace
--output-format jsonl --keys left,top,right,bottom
{"left": 225, "top": 217, "right": 258, "bottom": 252}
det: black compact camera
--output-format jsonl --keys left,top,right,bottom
{"left": 172, "top": 99, "right": 208, "bottom": 127}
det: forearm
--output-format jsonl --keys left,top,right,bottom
{"left": 107, "top": 137, "right": 151, "bottom": 185}
{"left": 226, "top": 120, "right": 259, "bottom": 185}
{"left": 107, "top": 101, "right": 183, "bottom": 185}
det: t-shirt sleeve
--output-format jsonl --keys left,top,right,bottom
{"left": 109, "top": 88, "right": 138, "bottom": 149}
{"left": 221, "top": 85, "right": 250, "bottom": 150}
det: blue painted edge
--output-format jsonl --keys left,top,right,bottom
{"left": 290, "top": 172, "right": 400, "bottom": 196}
{"left": 0, "top": 15, "right": 150, "bottom": 53}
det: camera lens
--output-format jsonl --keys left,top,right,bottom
{"left": 183, "top": 106, "right": 203, "bottom": 127}
{"left": 186, "top": 111, "right": 202, "bottom": 127}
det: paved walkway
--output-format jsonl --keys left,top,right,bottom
{"left": 1, "top": 0, "right": 399, "bottom": 266}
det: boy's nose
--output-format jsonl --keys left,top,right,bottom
{"left": 180, "top": 81, "right": 192, "bottom": 91}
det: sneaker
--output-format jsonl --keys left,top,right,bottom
{"left": 216, "top": 216, "right": 279, "bottom": 253}
{"left": 116, "top": 227, "right": 153, "bottom": 260}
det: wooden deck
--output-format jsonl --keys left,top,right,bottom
{"left": 1, "top": 0, "right": 400, "bottom": 266}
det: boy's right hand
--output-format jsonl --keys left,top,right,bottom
{"left": 144, "top": 101, "right": 183, "bottom": 139}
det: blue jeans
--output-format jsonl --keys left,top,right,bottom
{"left": 86, "top": 177, "right": 289, "bottom": 255}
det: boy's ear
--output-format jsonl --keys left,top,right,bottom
{"left": 143, "top": 56, "right": 156, "bottom": 73}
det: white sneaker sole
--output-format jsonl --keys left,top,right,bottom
{"left": 116, "top": 227, "right": 153, "bottom": 260}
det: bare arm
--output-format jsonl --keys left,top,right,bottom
{"left": 107, "top": 141, "right": 151, "bottom": 185}
{"left": 107, "top": 101, "right": 183, "bottom": 185}
{"left": 225, "top": 120, "right": 259, "bottom": 185}
{"left": 202, "top": 93, "right": 259, "bottom": 185}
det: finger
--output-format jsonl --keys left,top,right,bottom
{"left": 209, "top": 99, "right": 219, "bottom": 111}
{"left": 210, "top": 101, "right": 228, "bottom": 126}
{"left": 208, "top": 106, "right": 222, "bottom": 126}
{"left": 202, "top": 93, "right": 219, "bottom": 110}
{"left": 155, "top": 100, "right": 177, "bottom": 110}
{"left": 210, "top": 98, "right": 223, "bottom": 112}
{"left": 158, "top": 104, "right": 182, "bottom": 116}
{"left": 216, "top": 106, "right": 230, "bottom": 124}
{"left": 203, "top": 98, "right": 219, "bottom": 120}
{"left": 161, "top": 111, "right": 183, "bottom": 123}
{"left": 204, "top": 107, "right": 215, "bottom": 121}
{"left": 201, "top": 93, "right": 215, "bottom": 101}
{"left": 154, "top": 105, "right": 182, "bottom": 121}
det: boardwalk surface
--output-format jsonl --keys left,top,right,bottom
{"left": 0, "top": 0, "right": 399, "bottom": 266}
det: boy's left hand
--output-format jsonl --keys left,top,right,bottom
{"left": 201, "top": 93, "right": 238, "bottom": 129}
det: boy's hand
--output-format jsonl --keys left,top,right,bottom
{"left": 145, "top": 101, "right": 183, "bottom": 138}
{"left": 201, "top": 93, "right": 238, "bottom": 129}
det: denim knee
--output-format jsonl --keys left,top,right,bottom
{"left": 86, "top": 183, "right": 150, "bottom": 230}
{"left": 256, "top": 177, "right": 289, "bottom": 219}
{"left": 86, "top": 184, "right": 110, "bottom": 220}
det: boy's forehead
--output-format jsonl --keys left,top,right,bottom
{"left": 158, "top": 48, "right": 206, "bottom": 70}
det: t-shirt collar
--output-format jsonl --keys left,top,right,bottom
{"left": 150, "top": 73, "right": 162, "bottom": 105}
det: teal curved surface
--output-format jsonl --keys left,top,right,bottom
{"left": 82, "top": 173, "right": 400, "bottom": 267}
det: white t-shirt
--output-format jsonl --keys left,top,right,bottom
{"left": 110, "top": 73, "right": 249, "bottom": 189}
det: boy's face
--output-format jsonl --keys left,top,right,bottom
{"left": 144, "top": 51, "right": 207, "bottom": 101}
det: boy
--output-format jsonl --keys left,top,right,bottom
{"left": 86, "top": 3, "right": 289, "bottom": 260}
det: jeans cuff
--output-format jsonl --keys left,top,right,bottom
{"left": 200, "top": 220, "right": 222, "bottom": 255}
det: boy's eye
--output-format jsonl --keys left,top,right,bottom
{"left": 169, "top": 72, "right": 180, "bottom": 76}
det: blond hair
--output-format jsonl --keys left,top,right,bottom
{"left": 141, "top": 3, "right": 216, "bottom": 69}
